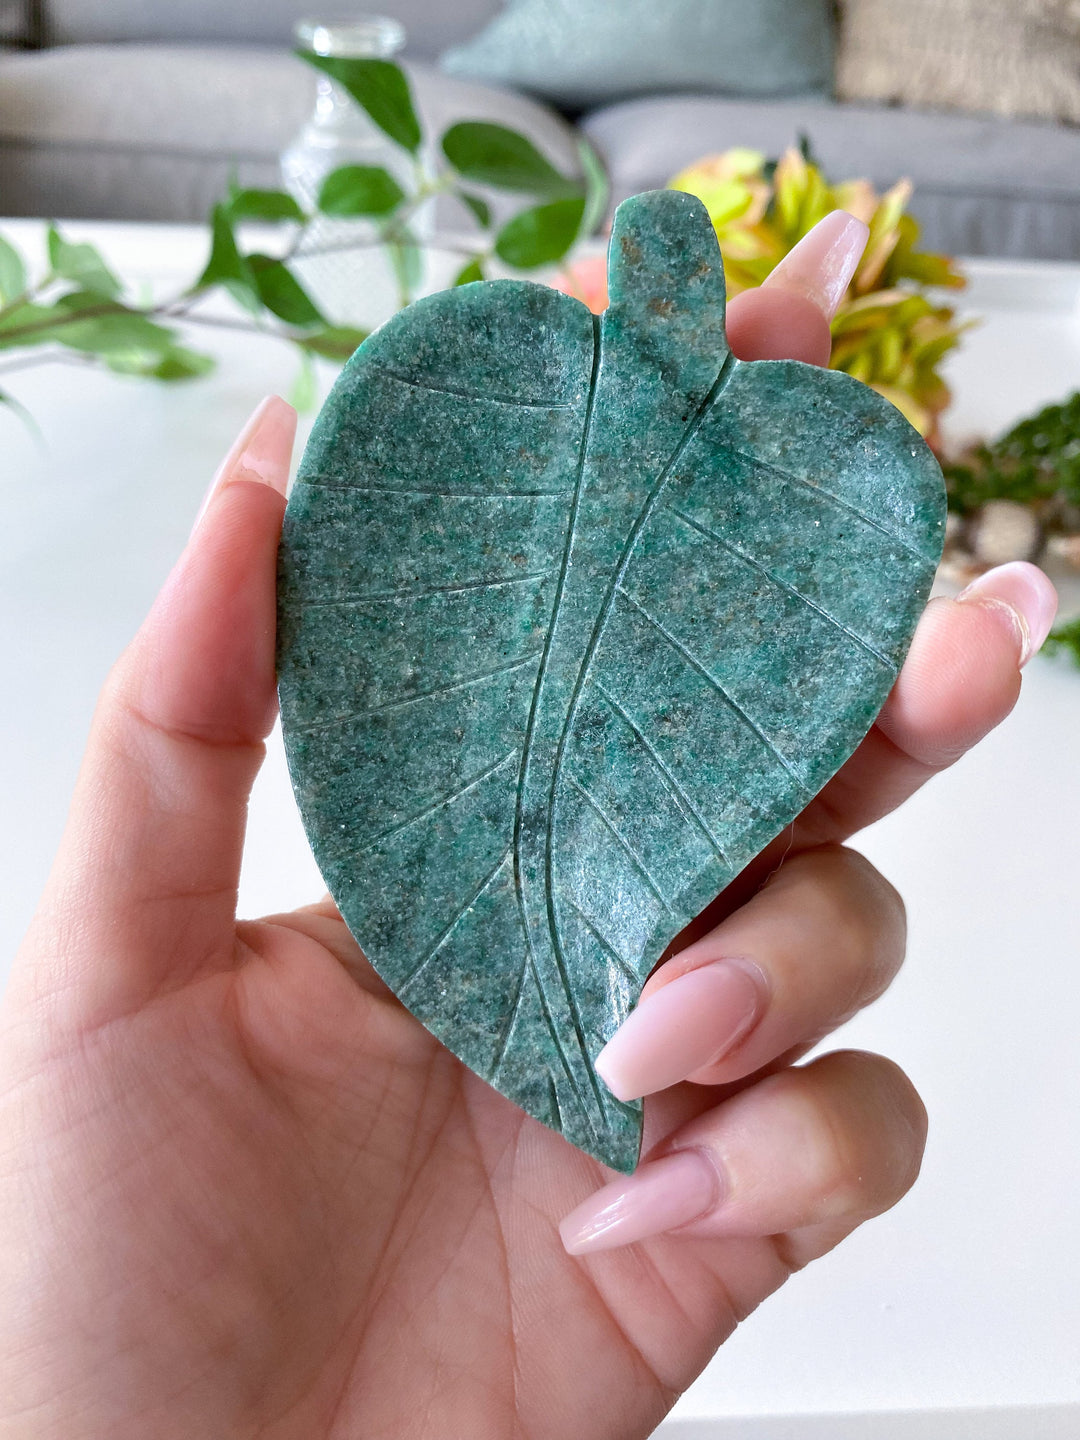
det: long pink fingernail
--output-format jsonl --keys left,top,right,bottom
{"left": 957, "top": 560, "right": 1059, "bottom": 667}
{"left": 763, "top": 210, "right": 868, "bottom": 320}
{"left": 193, "top": 395, "right": 296, "bottom": 532}
{"left": 559, "top": 1149, "right": 721, "bottom": 1256}
{"left": 595, "top": 959, "right": 766, "bottom": 1103}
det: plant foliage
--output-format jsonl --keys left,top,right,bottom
{"left": 0, "top": 48, "right": 605, "bottom": 418}
{"left": 668, "top": 144, "right": 968, "bottom": 442}
{"left": 942, "top": 391, "right": 1080, "bottom": 520}
{"left": 1044, "top": 614, "right": 1080, "bottom": 668}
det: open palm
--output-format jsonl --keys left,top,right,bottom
{"left": 0, "top": 252, "right": 1055, "bottom": 1438}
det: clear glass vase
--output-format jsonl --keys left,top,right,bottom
{"left": 281, "top": 16, "right": 434, "bottom": 333}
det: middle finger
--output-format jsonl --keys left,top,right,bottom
{"left": 594, "top": 844, "right": 906, "bottom": 1101}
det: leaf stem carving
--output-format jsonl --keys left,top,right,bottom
{"left": 513, "top": 311, "right": 608, "bottom": 1132}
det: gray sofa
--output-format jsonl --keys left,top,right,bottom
{"left": 1, "top": 1, "right": 1079, "bottom": 261}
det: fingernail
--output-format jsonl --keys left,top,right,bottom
{"left": 956, "top": 560, "right": 1059, "bottom": 667}
{"left": 763, "top": 210, "right": 869, "bottom": 320}
{"left": 193, "top": 395, "right": 297, "bottom": 533}
{"left": 560, "top": 1148, "right": 721, "bottom": 1256}
{"left": 595, "top": 959, "right": 766, "bottom": 1103}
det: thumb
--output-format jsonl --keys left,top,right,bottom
{"left": 8, "top": 396, "right": 297, "bottom": 1034}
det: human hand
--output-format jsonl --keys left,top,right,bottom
{"left": 0, "top": 213, "right": 1058, "bottom": 1439}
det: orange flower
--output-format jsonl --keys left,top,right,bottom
{"left": 551, "top": 254, "right": 608, "bottom": 314}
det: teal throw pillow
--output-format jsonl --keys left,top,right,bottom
{"left": 441, "top": 0, "right": 835, "bottom": 109}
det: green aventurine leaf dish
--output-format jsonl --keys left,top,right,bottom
{"left": 277, "top": 190, "right": 945, "bottom": 1173}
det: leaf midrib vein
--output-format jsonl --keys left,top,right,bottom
{"left": 544, "top": 348, "right": 739, "bottom": 963}
{"left": 512, "top": 311, "right": 607, "bottom": 1135}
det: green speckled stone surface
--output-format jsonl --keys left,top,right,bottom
{"left": 276, "top": 189, "right": 946, "bottom": 1174}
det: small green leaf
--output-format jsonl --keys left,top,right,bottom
{"left": 0, "top": 294, "right": 176, "bottom": 355}
{"left": 0, "top": 235, "right": 27, "bottom": 305}
{"left": 1044, "top": 615, "right": 1080, "bottom": 667}
{"left": 195, "top": 204, "right": 260, "bottom": 313}
{"left": 576, "top": 135, "right": 610, "bottom": 240}
{"left": 228, "top": 188, "right": 306, "bottom": 223}
{"left": 457, "top": 191, "right": 492, "bottom": 229}
{"left": 299, "top": 326, "right": 369, "bottom": 360}
{"left": 51, "top": 295, "right": 177, "bottom": 356}
{"left": 247, "top": 255, "right": 325, "bottom": 327}
{"left": 297, "top": 51, "right": 421, "bottom": 153}
{"left": 494, "top": 196, "right": 586, "bottom": 269}
{"left": 386, "top": 224, "right": 423, "bottom": 305}
{"left": 150, "top": 347, "right": 216, "bottom": 381}
{"left": 454, "top": 258, "right": 485, "bottom": 286}
{"left": 442, "top": 123, "right": 578, "bottom": 198}
{"left": 46, "top": 225, "right": 121, "bottom": 299}
{"left": 318, "top": 165, "right": 406, "bottom": 217}
{"left": 0, "top": 386, "right": 42, "bottom": 440}
{"left": 0, "top": 301, "right": 62, "bottom": 349}
{"left": 289, "top": 349, "right": 318, "bottom": 411}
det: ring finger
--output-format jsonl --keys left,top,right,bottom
{"left": 561, "top": 1049, "right": 927, "bottom": 1257}
{"left": 594, "top": 843, "right": 906, "bottom": 1102}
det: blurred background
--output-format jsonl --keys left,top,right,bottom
{"left": 1, "top": 5, "right": 1078, "bottom": 1437}
{"left": 2, "top": 0, "right": 1079, "bottom": 254}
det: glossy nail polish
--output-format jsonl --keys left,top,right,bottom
{"left": 763, "top": 210, "right": 869, "bottom": 321}
{"left": 560, "top": 1149, "right": 721, "bottom": 1256}
{"left": 595, "top": 959, "right": 766, "bottom": 1103}
{"left": 193, "top": 394, "right": 295, "bottom": 532}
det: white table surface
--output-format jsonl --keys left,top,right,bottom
{"left": 1, "top": 221, "right": 1079, "bottom": 1436}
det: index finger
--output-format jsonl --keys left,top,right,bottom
{"left": 789, "top": 559, "right": 1057, "bottom": 849}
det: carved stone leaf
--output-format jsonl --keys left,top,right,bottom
{"left": 276, "top": 189, "right": 946, "bottom": 1173}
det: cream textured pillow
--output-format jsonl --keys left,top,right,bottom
{"left": 836, "top": 0, "right": 1080, "bottom": 124}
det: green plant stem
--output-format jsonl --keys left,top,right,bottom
{"left": 0, "top": 290, "right": 32, "bottom": 325}
{"left": 293, "top": 234, "right": 487, "bottom": 262}
{"left": 0, "top": 350, "right": 99, "bottom": 378}
{"left": 0, "top": 303, "right": 307, "bottom": 384}
{"left": 0, "top": 300, "right": 120, "bottom": 345}
{"left": 1, "top": 294, "right": 290, "bottom": 346}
